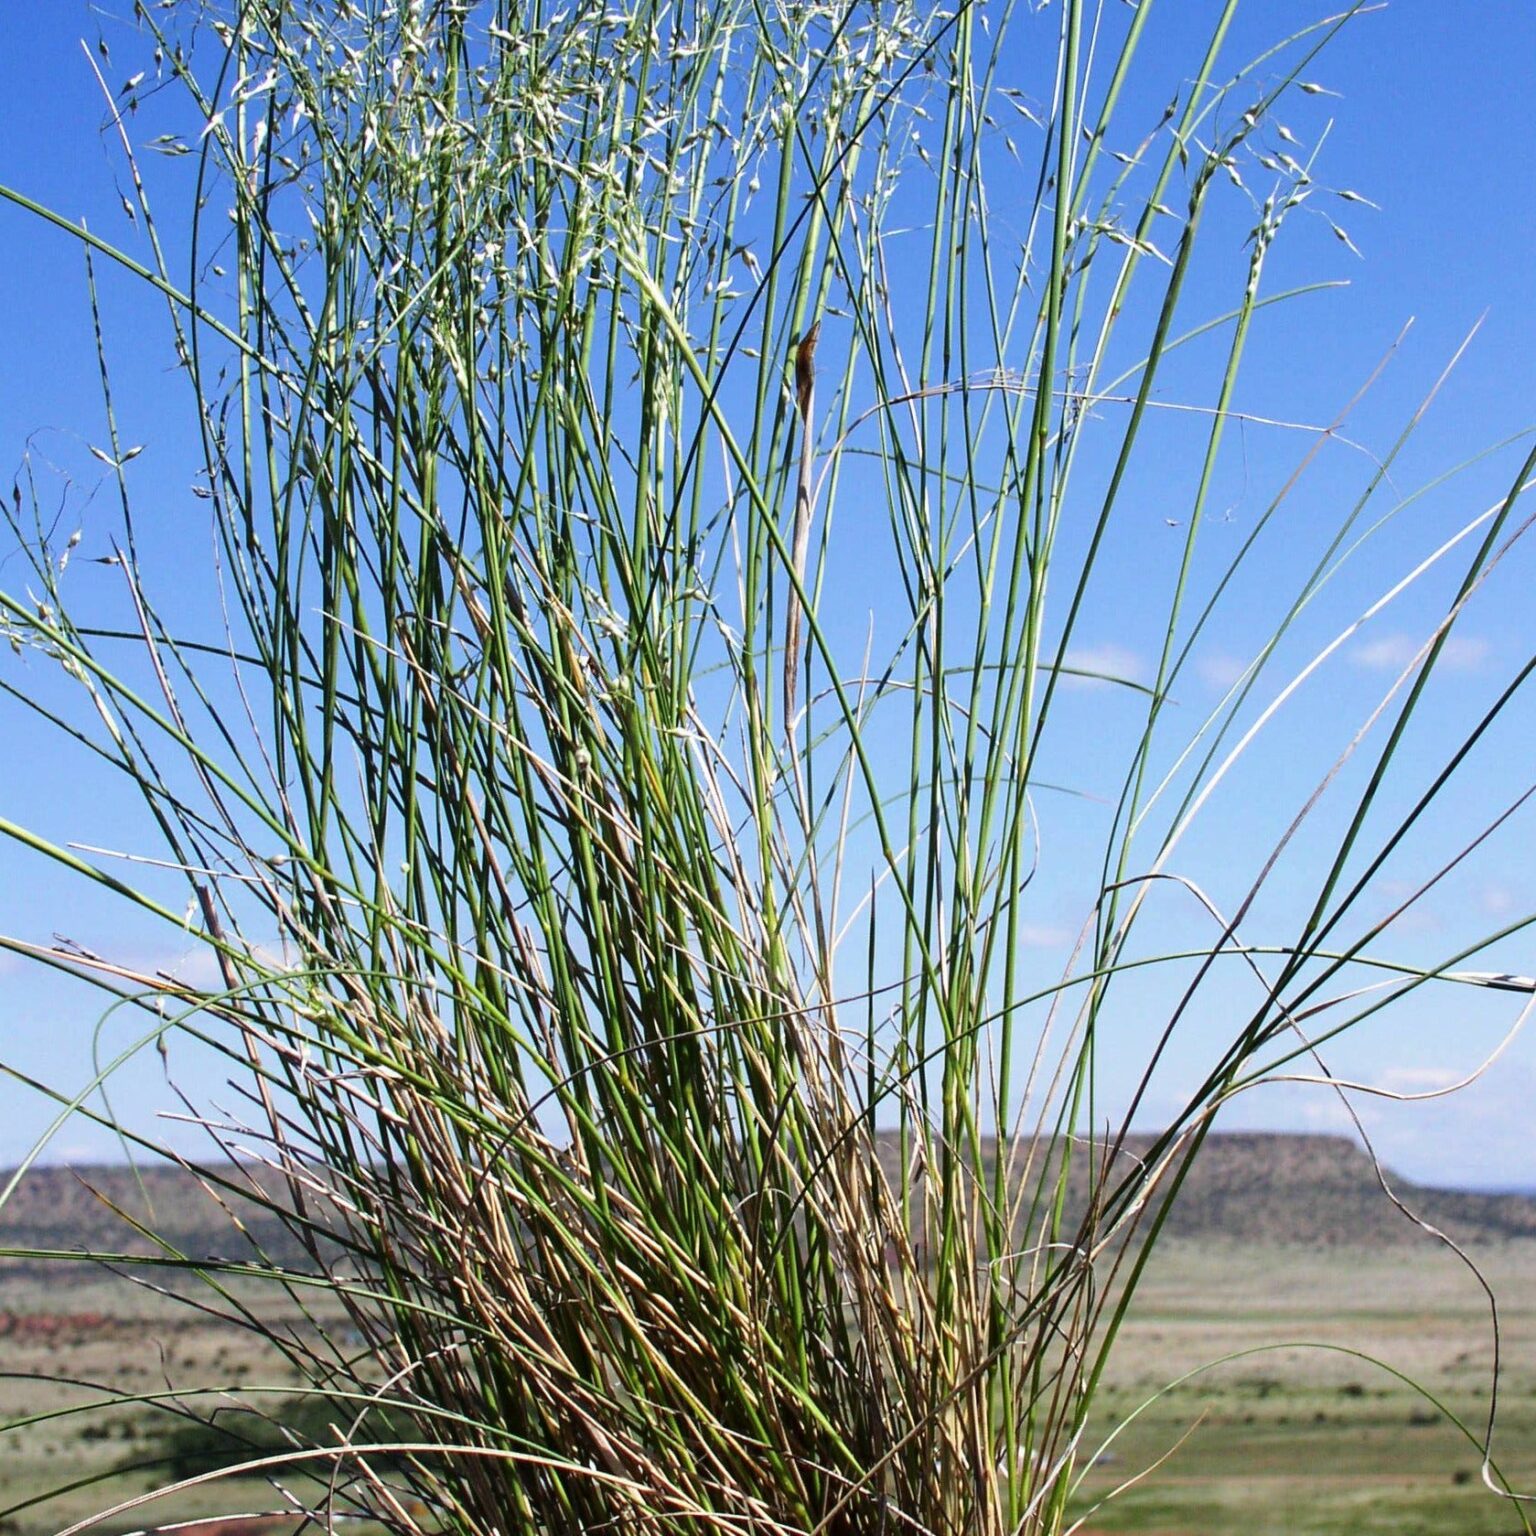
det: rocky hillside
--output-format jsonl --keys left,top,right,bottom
{"left": 2, "top": 1134, "right": 1531, "bottom": 1292}
{"left": 1044, "top": 1132, "right": 1536, "bottom": 1247}
{"left": 0, "top": 1161, "right": 324, "bottom": 1281}
{"left": 868, "top": 1130, "right": 1536, "bottom": 1249}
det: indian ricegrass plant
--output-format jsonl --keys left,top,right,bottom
{"left": 2, "top": 0, "right": 1534, "bottom": 1532}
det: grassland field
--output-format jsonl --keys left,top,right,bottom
{"left": 2, "top": 1239, "right": 1532, "bottom": 1536}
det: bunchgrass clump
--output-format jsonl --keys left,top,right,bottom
{"left": 2, "top": 2, "right": 1533, "bottom": 1533}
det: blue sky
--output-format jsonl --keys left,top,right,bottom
{"left": 1, "top": 2, "right": 1533, "bottom": 1188}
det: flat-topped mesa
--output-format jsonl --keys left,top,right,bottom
{"left": 4, "top": 1134, "right": 1533, "bottom": 1286}
{"left": 863, "top": 1130, "right": 1536, "bottom": 1249}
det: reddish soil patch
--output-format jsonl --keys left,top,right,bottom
{"left": 0, "top": 1309, "right": 122, "bottom": 1341}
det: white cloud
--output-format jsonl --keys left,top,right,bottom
{"left": 1015, "top": 923, "right": 1075, "bottom": 949}
{"left": 42, "top": 1140, "right": 116, "bottom": 1165}
{"left": 1370, "top": 878, "right": 1441, "bottom": 936}
{"left": 1261, "top": 1056, "right": 1536, "bottom": 1188}
{"left": 1351, "top": 633, "right": 1416, "bottom": 672}
{"left": 1291, "top": 1095, "right": 1361, "bottom": 1133}
{"left": 1350, "top": 631, "right": 1489, "bottom": 674}
{"left": 159, "top": 947, "right": 231, "bottom": 989}
{"left": 112, "top": 939, "right": 293, "bottom": 993}
{"left": 1058, "top": 643, "right": 1145, "bottom": 690}
{"left": 1364, "top": 1062, "right": 1536, "bottom": 1189}
{"left": 1372, "top": 1066, "right": 1463, "bottom": 1098}
{"left": 1217, "top": 1077, "right": 1362, "bottom": 1135}
{"left": 1443, "top": 635, "right": 1492, "bottom": 670}
{"left": 1477, "top": 883, "right": 1518, "bottom": 919}
{"left": 1196, "top": 651, "right": 1248, "bottom": 690}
